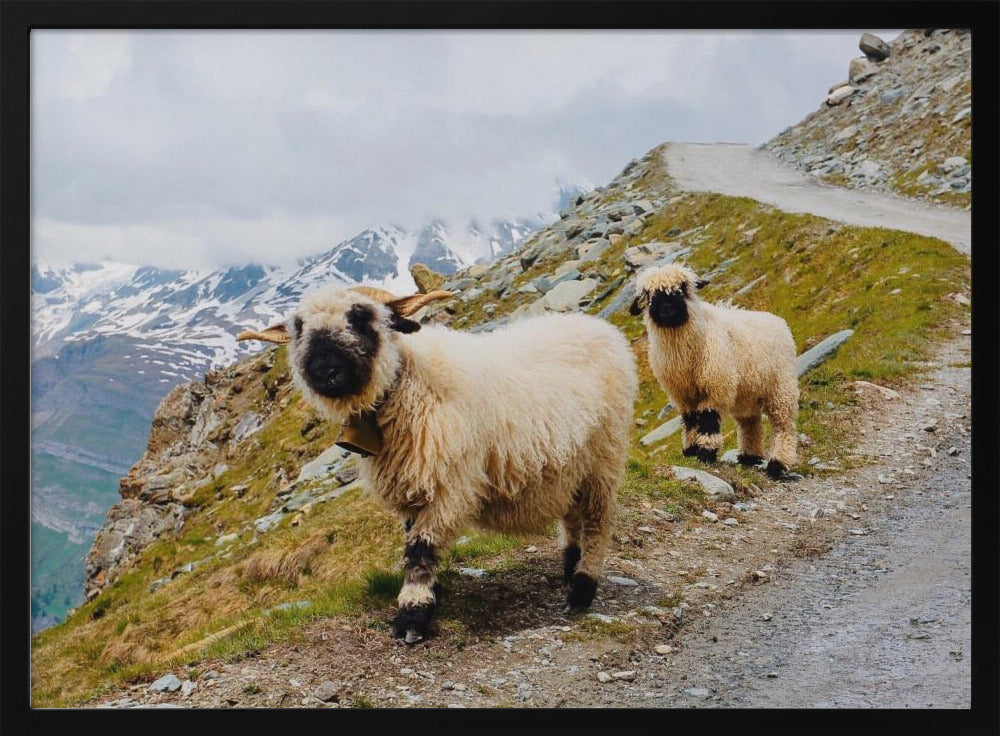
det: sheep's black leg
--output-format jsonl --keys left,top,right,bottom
{"left": 690, "top": 409, "right": 721, "bottom": 463}
{"left": 392, "top": 537, "right": 438, "bottom": 644}
{"left": 737, "top": 453, "right": 765, "bottom": 467}
{"left": 681, "top": 411, "right": 700, "bottom": 457}
{"left": 562, "top": 544, "right": 582, "bottom": 583}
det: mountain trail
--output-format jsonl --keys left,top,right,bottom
{"left": 92, "top": 326, "right": 972, "bottom": 709}
{"left": 663, "top": 142, "right": 971, "bottom": 255}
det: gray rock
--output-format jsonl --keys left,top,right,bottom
{"left": 587, "top": 613, "right": 618, "bottom": 624}
{"left": 859, "top": 33, "right": 890, "bottom": 61}
{"left": 856, "top": 159, "right": 882, "bottom": 179}
{"left": 181, "top": 680, "right": 197, "bottom": 697}
{"left": 848, "top": 57, "right": 878, "bottom": 84}
{"left": 597, "top": 278, "right": 637, "bottom": 319}
{"left": 214, "top": 533, "right": 238, "bottom": 547}
{"left": 540, "top": 278, "right": 598, "bottom": 312}
{"left": 588, "top": 277, "right": 625, "bottom": 308}
{"left": 607, "top": 576, "right": 639, "bottom": 587}
{"left": 940, "top": 156, "right": 967, "bottom": 172}
{"left": 254, "top": 510, "right": 286, "bottom": 534}
{"left": 826, "top": 85, "right": 855, "bottom": 106}
{"left": 951, "top": 107, "right": 971, "bottom": 124}
{"left": 314, "top": 680, "right": 342, "bottom": 703}
{"left": 880, "top": 88, "right": 905, "bottom": 105}
{"left": 832, "top": 124, "right": 859, "bottom": 143}
{"left": 795, "top": 330, "right": 854, "bottom": 377}
{"left": 440, "top": 277, "right": 476, "bottom": 292}
{"left": 296, "top": 445, "right": 347, "bottom": 483}
{"left": 268, "top": 600, "right": 310, "bottom": 614}
{"left": 639, "top": 416, "right": 683, "bottom": 446}
{"left": 720, "top": 449, "right": 740, "bottom": 464}
{"left": 685, "top": 687, "right": 711, "bottom": 699}
{"left": 334, "top": 462, "right": 359, "bottom": 485}
{"left": 624, "top": 241, "right": 681, "bottom": 269}
{"left": 672, "top": 466, "right": 736, "bottom": 502}
{"left": 577, "top": 239, "right": 610, "bottom": 263}
{"left": 468, "top": 317, "right": 510, "bottom": 334}
{"left": 150, "top": 674, "right": 182, "bottom": 693}
{"left": 231, "top": 412, "right": 265, "bottom": 445}
{"left": 458, "top": 567, "right": 488, "bottom": 578}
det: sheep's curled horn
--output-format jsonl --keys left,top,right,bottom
{"left": 234, "top": 287, "right": 454, "bottom": 343}
{"left": 628, "top": 276, "right": 710, "bottom": 316}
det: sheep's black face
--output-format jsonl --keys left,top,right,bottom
{"left": 649, "top": 288, "right": 689, "bottom": 328}
{"left": 301, "top": 304, "right": 380, "bottom": 399}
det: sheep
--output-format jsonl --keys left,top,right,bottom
{"left": 240, "top": 285, "right": 638, "bottom": 643}
{"left": 629, "top": 264, "right": 799, "bottom": 481}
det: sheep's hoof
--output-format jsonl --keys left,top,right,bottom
{"left": 765, "top": 460, "right": 803, "bottom": 482}
{"left": 564, "top": 572, "right": 598, "bottom": 613}
{"left": 392, "top": 604, "right": 433, "bottom": 644}
{"left": 694, "top": 447, "right": 718, "bottom": 464}
{"left": 682, "top": 446, "right": 698, "bottom": 458}
{"left": 737, "top": 453, "right": 766, "bottom": 468}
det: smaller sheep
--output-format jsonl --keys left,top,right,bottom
{"left": 630, "top": 264, "right": 799, "bottom": 480}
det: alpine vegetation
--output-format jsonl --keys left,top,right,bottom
{"left": 243, "top": 285, "right": 638, "bottom": 643}
{"left": 631, "top": 264, "right": 799, "bottom": 481}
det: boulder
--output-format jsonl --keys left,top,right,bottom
{"left": 940, "top": 156, "right": 967, "bottom": 173}
{"left": 639, "top": 416, "right": 683, "bottom": 446}
{"left": 410, "top": 263, "right": 445, "bottom": 294}
{"left": 540, "top": 278, "right": 598, "bottom": 312}
{"left": 670, "top": 466, "right": 735, "bottom": 502}
{"left": 848, "top": 57, "right": 878, "bottom": 84}
{"left": 859, "top": 33, "right": 891, "bottom": 61}
{"left": 795, "top": 329, "right": 854, "bottom": 377}
{"left": 856, "top": 159, "right": 882, "bottom": 179}
{"left": 826, "top": 85, "right": 855, "bottom": 106}
{"left": 624, "top": 241, "right": 681, "bottom": 269}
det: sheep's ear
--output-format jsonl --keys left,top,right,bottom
{"left": 385, "top": 290, "right": 453, "bottom": 317}
{"left": 236, "top": 322, "right": 290, "bottom": 344}
{"left": 388, "top": 312, "right": 421, "bottom": 334}
{"left": 695, "top": 278, "right": 710, "bottom": 290}
{"left": 629, "top": 290, "right": 649, "bottom": 316}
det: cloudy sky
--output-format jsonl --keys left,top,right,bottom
{"left": 32, "top": 30, "right": 900, "bottom": 271}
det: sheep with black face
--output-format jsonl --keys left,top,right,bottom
{"left": 631, "top": 264, "right": 799, "bottom": 480}
{"left": 243, "top": 285, "right": 638, "bottom": 643}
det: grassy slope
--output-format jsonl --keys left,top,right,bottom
{"left": 29, "top": 148, "right": 970, "bottom": 707}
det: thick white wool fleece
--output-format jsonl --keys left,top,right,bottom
{"left": 638, "top": 264, "right": 799, "bottom": 465}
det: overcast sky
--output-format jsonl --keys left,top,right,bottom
{"left": 32, "top": 29, "right": 900, "bottom": 271}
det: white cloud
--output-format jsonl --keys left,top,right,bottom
{"left": 30, "top": 29, "right": 902, "bottom": 270}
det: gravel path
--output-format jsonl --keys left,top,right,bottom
{"left": 664, "top": 142, "right": 972, "bottom": 254}
{"left": 645, "top": 336, "right": 972, "bottom": 707}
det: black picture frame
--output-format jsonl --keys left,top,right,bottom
{"left": 3, "top": 2, "right": 998, "bottom": 734}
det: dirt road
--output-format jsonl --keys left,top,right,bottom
{"left": 664, "top": 143, "right": 972, "bottom": 255}
{"left": 646, "top": 341, "right": 972, "bottom": 708}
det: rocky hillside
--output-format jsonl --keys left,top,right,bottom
{"left": 762, "top": 29, "right": 971, "bottom": 209}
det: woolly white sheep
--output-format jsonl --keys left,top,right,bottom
{"left": 242, "top": 286, "right": 638, "bottom": 643}
{"left": 630, "top": 264, "right": 799, "bottom": 480}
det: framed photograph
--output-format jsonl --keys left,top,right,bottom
{"left": 3, "top": 1, "right": 996, "bottom": 731}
